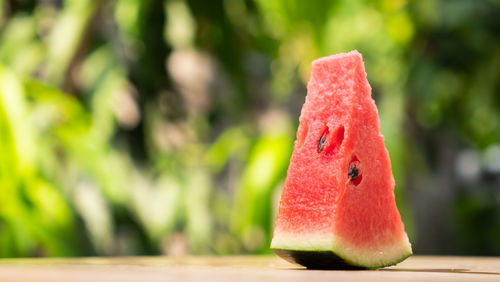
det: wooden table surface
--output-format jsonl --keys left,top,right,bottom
{"left": 0, "top": 255, "right": 498, "bottom": 281}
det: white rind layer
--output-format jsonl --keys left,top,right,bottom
{"left": 271, "top": 233, "right": 332, "bottom": 251}
{"left": 271, "top": 231, "right": 412, "bottom": 268}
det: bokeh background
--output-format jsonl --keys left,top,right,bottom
{"left": 0, "top": 0, "right": 499, "bottom": 258}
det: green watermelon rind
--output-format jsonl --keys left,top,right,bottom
{"left": 271, "top": 232, "right": 412, "bottom": 269}
{"left": 271, "top": 247, "right": 412, "bottom": 270}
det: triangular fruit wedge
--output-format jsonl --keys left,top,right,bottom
{"left": 271, "top": 50, "right": 412, "bottom": 269}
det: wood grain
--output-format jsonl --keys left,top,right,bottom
{"left": 0, "top": 255, "right": 497, "bottom": 281}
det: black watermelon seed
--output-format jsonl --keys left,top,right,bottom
{"left": 348, "top": 165, "right": 359, "bottom": 180}
{"left": 317, "top": 134, "right": 327, "bottom": 153}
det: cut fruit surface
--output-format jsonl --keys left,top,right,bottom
{"left": 271, "top": 50, "right": 412, "bottom": 269}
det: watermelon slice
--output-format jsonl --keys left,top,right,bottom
{"left": 271, "top": 50, "right": 412, "bottom": 269}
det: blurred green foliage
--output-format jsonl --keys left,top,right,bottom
{"left": 0, "top": 0, "right": 499, "bottom": 257}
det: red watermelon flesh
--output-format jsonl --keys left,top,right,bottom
{"left": 271, "top": 50, "right": 412, "bottom": 269}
